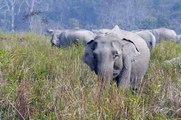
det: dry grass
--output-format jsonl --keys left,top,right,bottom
{"left": 0, "top": 33, "right": 181, "bottom": 119}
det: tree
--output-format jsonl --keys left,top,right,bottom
{"left": 0, "top": 0, "right": 181, "bottom": 33}
{"left": 140, "top": 17, "right": 157, "bottom": 29}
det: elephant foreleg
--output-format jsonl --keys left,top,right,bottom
{"left": 116, "top": 56, "right": 131, "bottom": 88}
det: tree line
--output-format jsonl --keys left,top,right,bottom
{"left": 0, "top": 0, "right": 180, "bottom": 33}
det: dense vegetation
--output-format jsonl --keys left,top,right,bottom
{"left": 0, "top": 33, "right": 181, "bottom": 119}
{"left": 0, "top": 0, "right": 181, "bottom": 33}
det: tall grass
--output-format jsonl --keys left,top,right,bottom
{"left": 0, "top": 33, "right": 180, "bottom": 120}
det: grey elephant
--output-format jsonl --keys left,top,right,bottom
{"left": 47, "top": 28, "right": 95, "bottom": 47}
{"left": 47, "top": 29, "right": 64, "bottom": 46}
{"left": 134, "top": 30, "right": 156, "bottom": 50}
{"left": 149, "top": 28, "right": 177, "bottom": 43}
{"left": 176, "top": 35, "right": 181, "bottom": 42}
{"left": 92, "top": 28, "right": 111, "bottom": 35}
{"left": 92, "top": 25, "right": 121, "bottom": 36}
{"left": 83, "top": 26, "right": 150, "bottom": 89}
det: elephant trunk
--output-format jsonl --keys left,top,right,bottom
{"left": 97, "top": 61, "right": 113, "bottom": 88}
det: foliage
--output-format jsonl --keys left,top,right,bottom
{"left": 0, "top": 33, "right": 181, "bottom": 119}
{"left": 0, "top": 0, "right": 181, "bottom": 33}
{"left": 157, "top": 17, "right": 170, "bottom": 28}
{"left": 171, "top": 2, "right": 181, "bottom": 11}
{"left": 140, "top": 17, "right": 157, "bottom": 29}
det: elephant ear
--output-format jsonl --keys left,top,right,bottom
{"left": 111, "top": 38, "right": 140, "bottom": 59}
{"left": 122, "top": 38, "right": 140, "bottom": 60}
{"left": 82, "top": 40, "right": 97, "bottom": 71}
{"left": 87, "top": 39, "right": 94, "bottom": 45}
{"left": 86, "top": 40, "right": 97, "bottom": 50}
{"left": 112, "top": 38, "right": 139, "bottom": 87}
{"left": 114, "top": 38, "right": 140, "bottom": 87}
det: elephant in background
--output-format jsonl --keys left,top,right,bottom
{"left": 47, "top": 29, "right": 64, "bottom": 46}
{"left": 134, "top": 30, "right": 156, "bottom": 50}
{"left": 149, "top": 28, "right": 177, "bottom": 43}
{"left": 176, "top": 35, "right": 181, "bottom": 42}
{"left": 83, "top": 26, "right": 150, "bottom": 89}
{"left": 91, "top": 28, "right": 111, "bottom": 35}
{"left": 47, "top": 28, "right": 95, "bottom": 47}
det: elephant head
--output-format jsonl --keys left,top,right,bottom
{"left": 46, "top": 29, "right": 63, "bottom": 47}
{"left": 83, "top": 36, "right": 140, "bottom": 87}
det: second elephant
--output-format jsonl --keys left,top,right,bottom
{"left": 134, "top": 30, "right": 156, "bottom": 50}
{"left": 177, "top": 35, "right": 181, "bottom": 42}
{"left": 48, "top": 29, "right": 95, "bottom": 47}
{"left": 149, "top": 28, "right": 177, "bottom": 43}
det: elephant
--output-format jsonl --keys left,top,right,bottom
{"left": 83, "top": 26, "right": 150, "bottom": 89}
{"left": 149, "top": 28, "right": 177, "bottom": 43}
{"left": 46, "top": 29, "right": 65, "bottom": 46}
{"left": 92, "top": 28, "right": 111, "bottom": 35}
{"left": 176, "top": 35, "right": 181, "bottom": 42}
{"left": 92, "top": 25, "right": 121, "bottom": 36}
{"left": 134, "top": 30, "right": 156, "bottom": 50}
{"left": 47, "top": 28, "right": 95, "bottom": 47}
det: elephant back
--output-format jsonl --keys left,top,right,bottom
{"left": 113, "top": 29, "right": 150, "bottom": 54}
{"left": 135, "top": 30, "right": 156, "bottom": 50}
{"left": 152, "top": 28, "right": 177, "bottom": 42}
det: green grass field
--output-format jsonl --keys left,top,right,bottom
{"left": 0, "top": 33, "right": 180, "bottom": 120}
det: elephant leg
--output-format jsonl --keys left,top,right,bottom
{"left": 115, "top": 76, "right": 121, "bottom": 87}
{"left": 116, "top": 56, "right": 131, "bottom": 88}
{"left": 130, "top": 76, "right": 144, "bottom": 92}
{"left": 130, "top": 77, "right": 137, "bottom": 90}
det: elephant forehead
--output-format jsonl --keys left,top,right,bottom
{"left": 94, "top": 46, "right": 115, "bottom": 55}
{"left": 95, "top": 34, "right": 119, "bottom": 40}
{"left": 95, "top": 40, "right": 121, "bottom": 51}
{"left": 96, "top": 39, "right": 119, "bottom": 45}
{"left": 96, "top": 42, "right": 113, "bottom": 50}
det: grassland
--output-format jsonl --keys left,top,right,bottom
{"left": 0, "top": 32, "right": 181, "bottom": 120}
